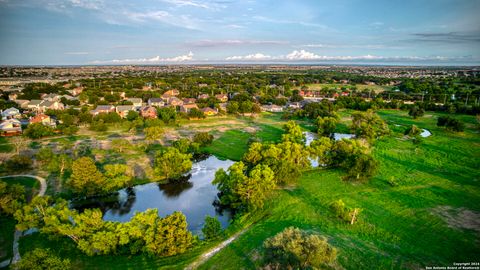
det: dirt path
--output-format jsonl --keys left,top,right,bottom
{"left": 185, "top": 229, "right": 248, "bottom": 270}
{"left": 0, "top": 174, "right": 47, "bottom": 267}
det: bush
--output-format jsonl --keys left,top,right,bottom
{"left": 330, "top": 199, "right": 361, "bottom": 224}
{"left": 437, "top": 116, "right": 465, "bottom": 132}
{"left": 13, "top": 248, "right": 71, "bottom": 270}
{"left": 193, "top": 132, "right": 214, "bottom": 146}
{"left": 202, "top": 215, "right": 222, "bottom": 240}
{"left": 23, "top": 123, "right": 54, "bottom": 139}
{"left": 5, "top": 155, "right": 33, "bottom": 172}
{"left": 263, "top": 227, "right": 337, "bottom": 269}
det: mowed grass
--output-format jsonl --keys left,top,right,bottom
{"left": 203, "top": 129, "right": 252, "bottom": 161}
{"left": 297, "top": 83, "right": 393, "bottom": 93}
{"left": 199, "top": 110, "right": 480, "bottom": 270}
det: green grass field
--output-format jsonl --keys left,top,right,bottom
{"left": 199, "top": 110, "right": 480, "bottom": 269}
{"left": 16, "top": 110, "right": 480, "bottom": 269}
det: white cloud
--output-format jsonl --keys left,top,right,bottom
{"left": 92, "top": 52, "right": 194, "bottom": 64}
{"left": 285, "top": 50, "right": 321, "bottom": 60}
{"left": 226, "top": 53, "right": 271, "bottom": 60}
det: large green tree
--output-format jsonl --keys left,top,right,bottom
{"left": 68, "top": 157, "right": 106, "bottom": 196}
{"left": 154, "top": 147, "right": 192, "bottom": 181}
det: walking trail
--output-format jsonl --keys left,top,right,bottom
{"left": 185, "top": 229, "right": 248, "bottom": 270}
{"left": 0, "top": 174, "right": 46, "bottom": 268}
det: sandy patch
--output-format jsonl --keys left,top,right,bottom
{"left": 432, "top": 206, "right": 480, "bottom": 233}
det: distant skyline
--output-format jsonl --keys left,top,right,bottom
{"left": 0, "top": 0, "right": 479, "bottom": 65}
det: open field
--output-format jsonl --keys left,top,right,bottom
{"left": 13, "top": 110, "right": 480, "bottom": 269}
{"left": 199, "top": 110, "right": 480, "bottom": 269}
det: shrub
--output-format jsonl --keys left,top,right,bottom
{"left": 5, "top": 155, "right": 33, "bottom": 172}
{"left": 202, "top": 215, "right": 222, "bottom": 240}
{"left": 193, "top": 132, "right": 214, "bottom": 146}
{"left": 263, "top": 227, "right": 337, "bottom": 269}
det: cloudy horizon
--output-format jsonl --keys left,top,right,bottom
{"left": 1, "top": 0, "right": 479, "bottom": 65}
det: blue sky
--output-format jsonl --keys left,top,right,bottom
{"left": 0, "top": 0, "right": 479, "bottom": 65}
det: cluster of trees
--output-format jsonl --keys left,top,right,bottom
{"left": 68, "top": 156, "right": 132, "bottom": 196}
{"left": 350, "top": 110, "right": 390, "bottom": 141}
{"left": 215, "top": 121, "right": 310, "bottom": 212}
{"left": 3, "top": 154, "right": 33, "bottom": 172}
{"left": 408, "top": 106, "right": 425, "bottom": 119}
{"left": 154, "top": 147, "right": 192, "bottom": 181}
{"left": 13, "top": 248, "right": 71, "bottom": 270}
{"left": 263, "top": 227, "right": 337, "bottom": 269}
{"left": 437, "top": 116, "right": 465, "bottom": 132}
{"left": 14, "top": 196, "right": 194, "bottom": 257}
{"left": 0, "top": 180, "right": 26, "bottom": 215}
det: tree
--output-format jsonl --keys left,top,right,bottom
{"left": 10, "top": 136, "right": 28, "bottom": 154}
{"left": 5, "top": 155, "right": 33, "bottom": 172}
{"left": 350, "top": 109, "right": 389, "bottom": 141}
{"left": 110, "top": 138, "right": 132, "bottom": 153}
{"left": 144, "top": 126, "right": 164, "bottom": 142}
{"left": 408, "top": 106, "right": 425, "bottom": 119}
{"left": 172, "top": 138, "right": 199, "bottom": 154}
{"left": 154, "top": 147, "right": 192, "bottom": 181}
{"left": 437, "top": 116, "right": 464, "bottom": 132}
{"left": 13, "top": 248, "right": 71, "bottom": 270}
{"left": 213, "top": 162, "right": 275, "bottom": 211}
{"left": 331, "top": 139, "right": 378, "bottom": 181}
{"left": 330, "top": 199, "right": 361, "bottom": 224}
{"left": 68, "top": 157, "right": 106, "bottom": 196}
{"left": 187, "top": 108, "right": 205, "bottom": 119}
{"left": 23, "top": 123, "right": 54, "bottom": 139}
{"left": 281, "top": 121, "right": 305, "bottom": 144}
{"left": 104, "top": 164, "right": 133, "bottom": 189}
{"left": 404, "top": 124, "right": 421, "bottom": 137}
{"left": 0, "top": 181, "right": 25, "bottom": 215}
{"left": 126, "top": 110, "right": 139, "bottom": 121}
{"left": 193, "top": 132, "right": 214, "bottom": 146}
{"left": 157, "top": 107, "right": 177, "bottom": 124}
{"left": 308, "top": 137, "right": 333, "bottom": 166}
{"left": 202, "top": 216, "right": 222, "bottom": 240}
{"left": 315, "top": 116, "right": 337, "bottom": 136}
{"left": 263, "top": 227, "right": 337, "bottom": 269}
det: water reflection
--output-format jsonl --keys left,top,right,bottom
{"left": 73, "top": 156, "right": 234, "bottom": 234}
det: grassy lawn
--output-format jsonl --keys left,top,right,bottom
{"left": 0, "top": 137, "right": 13, "bottom": 153}
{"left": 203, "top": 129, "right": 251, "bottom": 161}
{"left": 199, "top": 110, "right": 480, "bottom": 269}
{"left": 297, "top": 83, "right": 393, "bottom": 93}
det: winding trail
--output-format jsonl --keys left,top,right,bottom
{"left": 185, "top": 229, "right": 248, "bottom": 270}
{"left": 0, "top": 174, "right": 46, "bottom": 268}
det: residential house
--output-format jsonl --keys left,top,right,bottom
{"left": 8, "top": 93, "right": 18, "bottom": 101}
{"left": 14, "top": 100, "right": 29, "bottom": 109}
{"left": 140, "top": 106, "right": 157, "bottom": 119}
{"left": 90, "top": 105, "right": 115, "bottom": 116}
{"left": 116, "top": 105, "right": 135, "bottom": 118}
{"left": 1, "top": 107, "right": 21, "bottom": 119}
{"left": 179, "top": 103, "right": 199, "bottom": 113}
{"left": 39, "top": 100, "right": 64, "bottom": 112}
{"left": 164, "top": 89, "right": 179, "bottom": 96}
{"left": 0, "top": 119, "right": 22, "bottom": 136}
{"left": 126, "top": 98, "right": 143, "bottom": 109}
{"left": 198, "top": 94, "right": 209, "bottom": 100}
{"left": 148, "top": 98, "right": 165, "bottom": 107}
{"left": 30, "top": 114, "right": 56, "bottom": 127}
{"left": 161, "top": 93, "right": 172, "bottom": 102}
{"left": 68, "top": 87, "right": 83, "bottom": 96}
{"left": 41, "top": 93, "right": 61, "bottom": 102}
{"left": 168, "top": 97, "right": 183, "bottom": 107}
{"left": 261, "top": 104, "right": 284, "bottom": 112}
{"left": 218, "top": 103, "right": 228, "bottom": 112}
{"left": 27, "top": 100, "right": 43, "bottom": 111}
{"left": 201, "top": 107, "right": 218, "bottom": 116}
{"left": 215, "top": 94, "right": 228, "bottom": 102}
{"left": 182, "top": 98, "right": 196, "bottom": 104}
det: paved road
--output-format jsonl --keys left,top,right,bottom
{"left": 0, "top": 174, "right": 47, "bottom": 268}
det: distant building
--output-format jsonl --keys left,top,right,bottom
{"left": 198, "top": 94, "right": 209, "bottom": 100}
{"left": 1, "top": 107, "right": 21, "bottom": 119}
{"left": 215, "top": 94, "right": 228, "bottom": 102}
{"left": 164, "top": 89, "right": 179, "bottom": 96}
{"left": 179, "top": 103, "right": 199, "bottom": 113}
{"left": 14, "top": 100, "right": 29, "bottom": 109}
{"left": 168, "top": 97, "right": 183, "bottom": 107}
{"left": 90, "top": 105, "right": 115, "bottom": 116}
{"left": 261, "top": 104, "right": 284, "bottom": 112}
{"left": 116, "top": 105, "right": 135, "bottom": 118}
{"left": 27, "top": 100, "right": 43, "bottom": 111}
{"left": 148, "top": 98, "right": 165, "bottom": 107}
{"left": 0, "top": 119, "right": 22, "bottom": 136}
{"left": 201, "top": 107, "right": 218, "bottom": 116}
{"left": 183, "top": 98, "right": 197, "bottom": 104}
{"left": 30, "top": 114, "right": 56, "bottom": 127}
{"left": 140, "top": 106, "right": 157, "bottom": 119}
{"left": 39, "top": 100, "right": 64, "bottom": 111}
{"left": 126, "top": 98, "right": 143, "bottom": 108}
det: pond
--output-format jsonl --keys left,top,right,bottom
{"left": 73, "top": 156, "right": 234, "bottom": 234}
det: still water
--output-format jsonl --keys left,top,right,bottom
{"left": 73, "top": 156, "right": 234, "bottom": 234}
